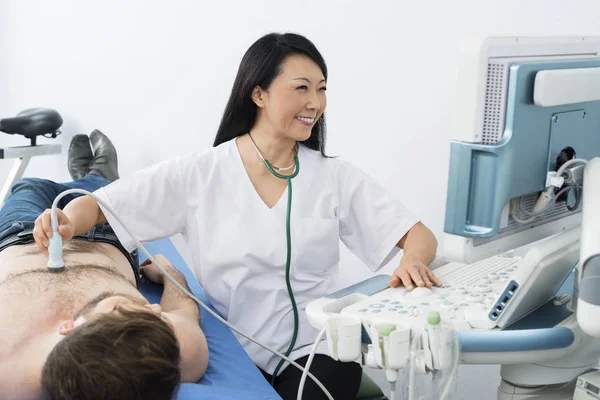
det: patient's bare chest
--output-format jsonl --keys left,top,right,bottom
{"left": 0, "top": 269, "right": 132, "bottom": 356}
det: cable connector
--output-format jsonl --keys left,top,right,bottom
{"left": 325, "top": 316, "right": 362, "bottom": 362}
{"left": 562, "top": 164, "right": 585, "bottom": 186}
{"left": 364, "top": 322, "right": 409, "bottom": 400}
{"left": 365, "top": 322, "right": 410, "bottom": 370}
{"left": 532, "top": 187, "right": 555, "bottom": 214}
{"left": 385, "top": 325, "right": 410, "bottom": 369}
{"left": 416, "top": 328, "right": 433, "bottom": 373}
{"left": 546, "top": 171, "right": 565, "bottom": 188}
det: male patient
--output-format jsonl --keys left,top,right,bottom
{"left": 0, "top": 131, "right": 208, "bottom": 400}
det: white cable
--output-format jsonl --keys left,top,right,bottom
{"left": 50, "top": 189, "right": 333, "bottom": 400}
{"left": 439, "top": 330, "right": 460, "bottom": 400}
{"left": 407, "top": 327, "right": 421, "bottom": 400}
{"left": 389, "top": 382, "right": 396, "bottom": 400}
{"left": 511, "top": 213, "right": 536, "bottom": 225}
{"left": 519, "top": 186, "right": 582, "bottom": 216}
{"left": 515, "top": 159, "right": 589, "bottom": 222}
{"left": 297, "top": 327, "right": 327, "bottom": 400}
{"left": 512, "top": 185, "right": 582, "bottom": 225}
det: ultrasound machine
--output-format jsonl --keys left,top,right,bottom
{"left": 307, "top": 36, "right": 600, "bottom": 400}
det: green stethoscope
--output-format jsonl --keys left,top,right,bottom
{"left": 248, "top": 133, "right": 300, "bottom": 385}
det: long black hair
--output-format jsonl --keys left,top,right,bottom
{"left": 213, "top": 33, "right": 328, "bottom": 156}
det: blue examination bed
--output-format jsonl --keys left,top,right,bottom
{"left": 139, "top": 238, "right": 281, "bottom": 400}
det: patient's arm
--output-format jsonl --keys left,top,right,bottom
{"left": 140, "top": 255, "right": 208, "bottom": 382}
{"left": 140, "top": 256, "right": 199, "bottom": 318}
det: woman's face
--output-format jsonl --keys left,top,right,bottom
{"left": 255, "top": 54, "right": 327, "bottom": 141}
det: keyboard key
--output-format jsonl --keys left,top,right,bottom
{"left": 474, "top": 284, "right": 492, "bottom": 293}
{"left": 369, "top": 303, "right": 385, "bottom": 308}
{"left": 467, "top": 293, "right": 484, "bottom": 303}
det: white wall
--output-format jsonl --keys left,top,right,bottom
{"left": 3, "top": 0, "right": 600, "bottom": 284}
{"left": 2, "top": 1, "right": 599, "bottom": 397}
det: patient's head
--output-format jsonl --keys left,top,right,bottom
{"left": 41, "top": 307, "right": 181, "bottom": 400}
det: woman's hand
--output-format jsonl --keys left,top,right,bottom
{"left": 33, "top": 208, "right": 75, "bottom": 256}
{"left": 389, "top": 256, "right": 442, "bottom": 291}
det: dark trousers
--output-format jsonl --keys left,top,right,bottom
{"left": 260, "top": 354, "right": 362, "bottom": 400}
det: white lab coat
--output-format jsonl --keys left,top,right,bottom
{"left": 94, "top": 138, "right": 419, "bottom": 374}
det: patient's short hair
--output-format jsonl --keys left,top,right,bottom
{"left": 41, "top": 308, "right": 181, "bottom": 400}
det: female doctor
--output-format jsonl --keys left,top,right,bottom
{"left": 35, "top": 33, "right": 440, "bottom": 400}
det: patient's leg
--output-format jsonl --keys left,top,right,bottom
{"left": 0, "top": 175, "right": 110, "bottom": 233}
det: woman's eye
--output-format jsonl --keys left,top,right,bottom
{"left": 320, "top": 87, "right": 327, "bottom": 91}
{"left": 297, "top": 85, "right": 308, "bottom": 90}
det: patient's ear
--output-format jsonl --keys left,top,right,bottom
{"left": 58, "top": 320, "right": 76, "bottom": 336}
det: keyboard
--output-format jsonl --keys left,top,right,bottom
{"left": 341, "top": 255, "right": 522, "bottom": 331}
{"left": 436, "top": 255, "right": 521, "bottom": 288}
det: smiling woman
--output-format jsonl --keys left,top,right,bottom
{"left": 213, "top": 33, "right": 329, "bottom": 158}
